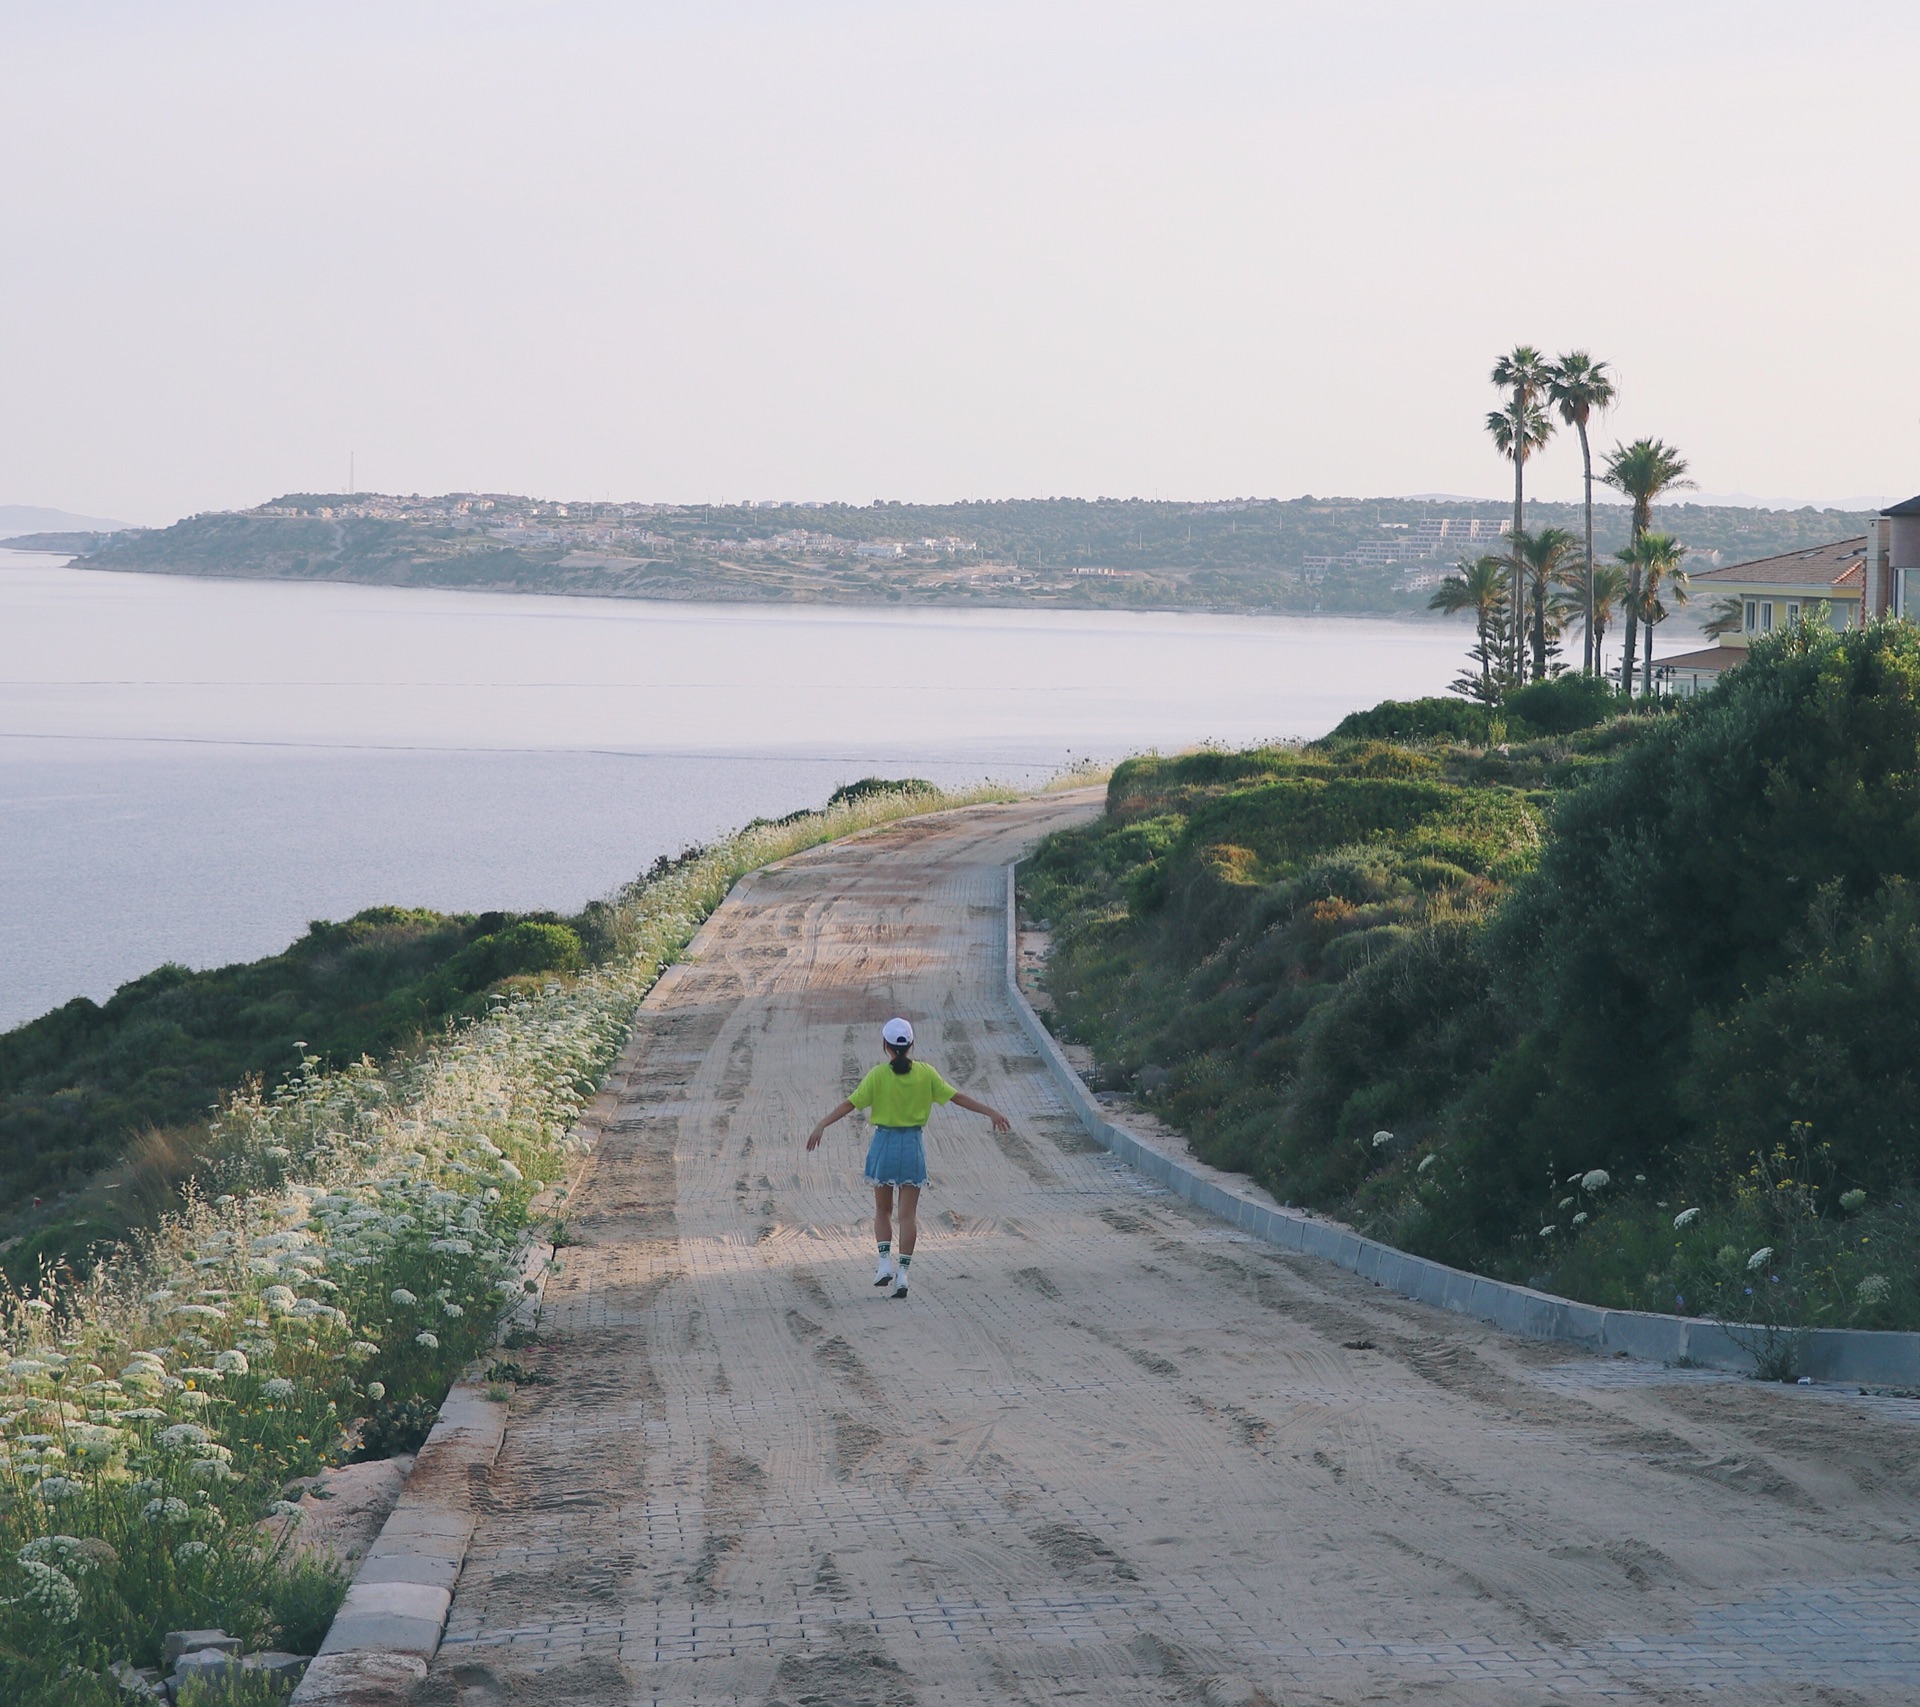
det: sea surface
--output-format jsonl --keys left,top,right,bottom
{"left": 2, "top": 552, "right": 1473, "bottom": 1029}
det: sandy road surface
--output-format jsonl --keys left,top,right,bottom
{"left": 421, "top": 797, "right": 1920, "bottom": 1706}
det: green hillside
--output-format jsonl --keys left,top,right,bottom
{"left": 1023, "top": 626, "right": 1920, "bottom": 1350}
{"left": 0, "top": 905, "right": 588, "bottom": 1277}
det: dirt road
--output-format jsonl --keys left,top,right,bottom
{"left": 421, "top": 797, "right": 1920, "bottom": 1706}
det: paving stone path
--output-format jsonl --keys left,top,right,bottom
{"left": 419, "top": 798, "right": 1920, "bottom": 1706}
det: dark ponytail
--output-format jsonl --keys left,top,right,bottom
{"left": 887, "top": 1042, "right": 913, "bottom": 1076}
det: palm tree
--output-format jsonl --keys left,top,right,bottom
{"left": 1546, "top": 352, "right": 1616, "bottom": 673}
{"left": 1701, "top": 594, "right": 1745, "bottom": 640}
{"left": 1554, "top": 562, "right": 1629, "bottom": 676}
{"left": 1602, "top": 437, "right": 1694, "bottom": 692}
{"left": 1429, "top": 553, "right": 1512, "bottom": 704}
{"left": 1617, "top": 532, "right": 1688, "bottom": 695}
{"left": 1510, "top": 526, "right": 1582, "bottom": 681}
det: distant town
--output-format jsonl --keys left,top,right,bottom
{"left": 6, "top": 491, "right": 1876, "bottom": 619}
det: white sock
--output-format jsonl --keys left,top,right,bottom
{"left": 875, "top": 1242, "right": 893, "bottom": 1279}
{"left": 894, "top": 1253, "right": 912, "bottom": 1289}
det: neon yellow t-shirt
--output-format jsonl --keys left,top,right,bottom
{"left": 849, "top": 1060, "right": 956, "bottom": 1128}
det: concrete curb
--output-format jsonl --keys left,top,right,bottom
{"left": 1004, "top": 862, "right": 1920, "bottom": 1389}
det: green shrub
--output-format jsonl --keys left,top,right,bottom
{"left": 1327, "top": 697, "right": 1497, "bottom": 745}
{"left": 352, "top": 1393, "right": 442, "bottom": 1460}
{"left": 266, "top": 1552, "right": 347, "bottom": 1655}
{"left": 827, "top": 776, "right": 937, "bottom": 806}
{"left": 1503, "top": 672, "right": 1622, "bottom": 735}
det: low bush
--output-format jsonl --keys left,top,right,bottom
{"left": 1502, "top": 672, "right": 1623, "bottom": 735}
{"left": 1327, "top": 697, "right": 1498, "bottom": 745}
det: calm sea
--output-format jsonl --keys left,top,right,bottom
{"left": 1, "top": 553, "right": 1469, "bottom": 1029}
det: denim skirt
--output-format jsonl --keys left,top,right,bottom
{"left": 863, "top": 1125, "right": 928, "bottom": 1188}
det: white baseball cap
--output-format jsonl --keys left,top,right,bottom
{"left": 881, "top": 1017, "right": 914, "bottom": 1047}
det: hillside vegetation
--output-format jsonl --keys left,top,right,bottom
{"left": 1024, "top": 624, "right": 1920, "bottom": 1347}
{"left": 0, "top": 908, "right": 590, "bottom": 1279}
{"left": 71, "top": 493, "right": 1871, "bottom": 619}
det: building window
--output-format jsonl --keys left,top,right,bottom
{"left": 1745, "top": 600, "right": 1757, "bottom": 632}
{"left": 1786, "top": 601, "right": 1801, "bottom": 624}
{"left": 1761, "top": 602, "right": 1774, "bottom": 632}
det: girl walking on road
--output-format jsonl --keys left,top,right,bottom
{"left": 806, "top": 1016, "right": 1011, "bottom": 1299}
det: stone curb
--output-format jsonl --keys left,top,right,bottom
{"left": 287, "top": 1381, "right": 505, "bottom": 1705}
{"left": 1004, "top": 862, "right": 1920, "bottom": 1389}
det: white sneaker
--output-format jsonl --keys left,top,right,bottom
{"left": 873, "top": 1261, "right": 895, "bottom": 1287}
{"left": 890, "top": 1280, "right": 910, "bottom": 1300}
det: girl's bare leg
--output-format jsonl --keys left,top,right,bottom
{"left": 896, "top": 1184, "right": 920, "bottom": 1256}
{"left": 873, "top": 1184, "right": 894, "bottom": 1246}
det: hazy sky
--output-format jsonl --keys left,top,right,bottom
{"left": 4, "top": 1, "right": 1915, "bottom": 524}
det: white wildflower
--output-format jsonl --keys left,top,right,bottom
{"left": 366, "top": 1381, "right": 386, "bottom": 1401}
{"left": 157, "top": 1423, "right": 210, "bottom": 1452}
{"left": 1416, "top": 1154, "right": 1437, "bottom": 1174}
{"left": 1539, "top": 1226, "right": 1557, "bottom": 1238}
{"left": 415, "top": 1331, "right": 440, "bottom": 1350}
{"left": 17, "top": 1559, "right": 79, "bottom": 1622}
{"left": 261, "top": 1378, "right": 296, "bottom": 1401}
{"left": 1840, "top": 1189, "right": 1868, "bottom": 1212}
{"left": 1572, "top": 1212, "right": 1589, "bottom": 1227}
{"left": 1857, "top": 1274, "right": 1892, "bottom": 1306}
{"left": 1673, "top": 1207, "right": 1701, "bottom": 1229}
{"left": 261, "top": 1286, "right": 297, "bottom": 1313}
{"left": 212, "top": 1350, "right": 249, "bottom": 1376}
{"left": 1581, "top": 1169, "right": 1610, "bottom": 1193}
{"left": 173, "top": 1540, "right": 211, "bottom": 1562}
{"left": 390, "top": 1288, "right": 418, "bottom": 1307}
{"left": 35, "top": 1476, "right": 82, "bottom": 1502}
{"left": 1747, "top": 1246, "right": 1774, "bottom": 1271}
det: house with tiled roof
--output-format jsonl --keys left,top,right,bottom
{"left": 1654, "top": 495, "right": 1920, "bottom": 695}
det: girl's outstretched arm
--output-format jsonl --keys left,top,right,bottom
{"left": 806, "top": 1099, "right": 855, "bottom": 1151}
{"left": 950, "top": 1091, "right": 1012, "bottom": 1133}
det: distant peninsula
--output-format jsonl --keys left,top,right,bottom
{"left": 36, "top": 492, "right": 1875, "bottom": 618}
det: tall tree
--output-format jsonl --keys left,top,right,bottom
{"left": 1554, "top": 561, "right": 1630, "bottom": 674}
{"left": 1602, "top": 437, "right": 1694, "bottom": 692}
{"left": 1546, "top": 352, "right": 1616, "bottom": 673}
{"left": 1510, "top": 525, "right": 1582, "bottom": 681}
{"left": 1617, "top": 531, "right": 1689, "bottom": 695}
{"left": 1430, "top": 553, "right": 1513, "bottom": 704}
{"left": 1489, "top": 348, "right": 1556, "bottom": 673}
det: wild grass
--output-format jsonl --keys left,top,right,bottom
{"left": 0, "top": 780, "right": 1010, "bottom": 1697}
